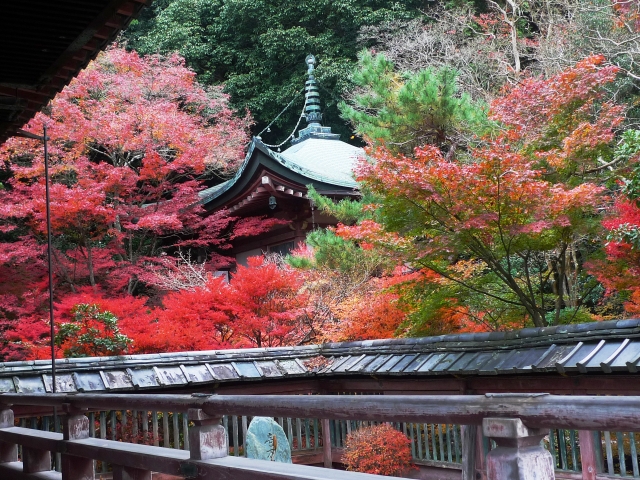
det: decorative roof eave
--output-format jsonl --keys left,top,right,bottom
{"left": 199, "top": 138, "right": 359, "bottom": 213}
{"left": 1, "top": 320, "right": 640, "bottom": 394}
{"left": 227, "top": 174, "right": 306, "bottom": 215}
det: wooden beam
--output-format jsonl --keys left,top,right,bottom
{"left": 261, "top": 176, "right": 276, "bottom": 192}
{"left": 4, "top": 393, "right": 640, "bottom": 431}
{"left": 322, "top": 419, "right": 332, "bottom": 469}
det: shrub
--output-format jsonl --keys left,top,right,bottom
{"left": 342, "top": 423, "right": 413, "bottom": 476}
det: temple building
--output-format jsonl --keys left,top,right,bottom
{"left": 199, "top": 55, "right": 363, "bottom": 265}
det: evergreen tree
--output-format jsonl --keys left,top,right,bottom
{"left": 123, "top": 0, "right": 425, "bottom": 144}
{"left": 339, "top": 52, "right": 488, "bottom": 155}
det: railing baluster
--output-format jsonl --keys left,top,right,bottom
{"left": 570, "top": 429, "right": 578, "bottom": 470}
{"left": 605, "top": 430, "right": 615, "bottom": 474}
{"left": 618, "top": 431, "right": 627, "bottom": 477}
{"left": 407, "top": 423, "right": 414, "bottom": 459}
{"left": 423, "top": 423, "right": 430, "bottom": 460}
{"left": 454, "top": 424, "right": 461, "bottom": 463}
{"left": 446, "top": 423, "right": 452, "bottom": 463}
{"left": 430, "top": 424, "right": 438, "bottom": 461}
{"left": 183, "top": 413, "right": 190, "bottom": 451}
{"left": 630, "top": 432, "right": 639, "bottom": 477}
{"left": 152, "top": 410, "right": 159, "bottom": 447}
{"left": 305, "top": 419, "right": 310, "bottom": 450}
{"left": 172, "top": 411, "right": 179, "bottom": 449}
{"left": 142, "top": 410, "right": 149, "bottom": 444}
{"left": 314, "top": 418, "right": 319, "bottom": 450}
{"left": 559, "top": 429, "right": 568, "bottom": 470}
{"left": 242, "top": 416, "right": 248, "bottom": 456}
{"left": 296, "top": 417, "right": 303, "bottom": 451}
{"left": 111, "top": 410, "right": 117, "bottom": 441}
{"left": 89, "top": 412, "right": 95, "bottom": 438}
{"left": 132, "top": 410, "right": 138, "bottom": 444}
{"left": 99, "top": 411, "right": 107, "bottom": 473}
{"left": 162, "top": 411, "right": 170, "bottom": 448}
{"left": 232, "top": 415, "right": 239, "bottom": 456}
{"left": 416, "top": 423, "right": 423, "bottom": 460}
{"left": 593, "top": 430, "right": 605, "bottom": 474}
{"left": 438, "top": 423, "right": 445, "bottom": 461}
{"left": 287, "top": 417, "right": 293, "bottom": 447}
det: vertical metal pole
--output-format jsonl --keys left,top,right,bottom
{"left": 43, "top": 125, "right": 59, "bottom": 461}
{"left": 43, "top": 124, "right": 56, "bottom": 393}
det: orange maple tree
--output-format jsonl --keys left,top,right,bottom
{"left": 337, "top": 56, "right": 624, "bottom": 329}
{"left": 343, "top": 424, "right": 413, "bottom": 476}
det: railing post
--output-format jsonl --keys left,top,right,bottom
{"left": 0, "top": 408, "right": 17, "bottom": 463}
{"left": 461, "top": 425, "right": 476, "bottom": 480}
{"left": 483, "top": 418, "right": 554, "bottom": 480}
{"left": 321, "top": 419, "right": 332, "bottom": 469}
{"left": 578, "top": 430, "right": 598, "bottom": 480}
{"left": 22, "top": 446, "right": 51, "bottom": 473}
{"left": 187, "top": 409, "right": 227, "bottom": 460}
{"left": 61, "top": 406, "right": 95, "bottom": 480}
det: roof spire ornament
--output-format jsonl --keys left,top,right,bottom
{"left": 304, "top": 54, "right": 322, "bottom": 126}
{"left": 291, "top": 55, "right": 340, "bottom": 145}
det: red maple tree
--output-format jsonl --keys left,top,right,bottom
{"left": 0, "top": 47, "right": 280, "bottom": 360}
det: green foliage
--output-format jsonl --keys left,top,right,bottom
{"left": 124, "top": 0, "right": 425, "bottom": 142}
{"left": 544, "top": 307, "right": 594, "bottom": 326}
{"left": 306, "top": 185, "right": 372, "bottom": 226}
{"left": 619, "top": 130, "right": 640, "bottom": 201}
{"left": 55, "top": 304, "right": 132, "bottom": 358}
{"left": 339, "top": 51, "right": 489, "bottom": 154}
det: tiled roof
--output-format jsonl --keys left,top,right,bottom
{"left": 279, "top": 137, "right": 361, "bottom": 188}
{"left": 1, "top": 320, "right": 639, "bottom": 394}
{"left": 199, "top": 137, "right": 362, "bottom": 204}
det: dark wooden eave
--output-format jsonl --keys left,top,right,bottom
{"left": 0, "top": 0, "right": 150, "bottom": 144}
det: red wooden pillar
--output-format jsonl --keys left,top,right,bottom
{"left": 578, "top": 430, "right": 598, "bottom": 480}
{"left": 321, "top": 419, "right": 332, "bottom": 469}
{"left": 0, "top": 408, "right": 17, "bottom": 463}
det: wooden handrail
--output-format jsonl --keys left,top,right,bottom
{"left": 1, "top": 392, "right": 640, "bottom": 430}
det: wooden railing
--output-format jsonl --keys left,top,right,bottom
{"left": 0, "top": 393, "right": 639, "bottom": 480}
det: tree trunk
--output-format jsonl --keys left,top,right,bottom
{"left": 86, "top": 239, "right": 96, "bottom": 287}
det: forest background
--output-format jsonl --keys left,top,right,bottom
{"left": 1, "top": 0, "right": 640, "bottom": 360}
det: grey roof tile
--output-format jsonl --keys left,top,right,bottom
{"left": 0, "top": 378, "right": 15, "bottom": 393}
{"left": 2, "top": 320, "right": 640, "bottom": 393}
{"left": 417, "top": 353, "right": 449, "bottom": 373}
{"left": 73, "top": 372, "right": 106, "bottom": 392}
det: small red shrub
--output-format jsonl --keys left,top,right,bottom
{"left": 342, "top": 423, "right": 413, "bottom": 476}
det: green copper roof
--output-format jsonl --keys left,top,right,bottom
{"left": 279, "top": 137, "right": 361, "bottom": 187}
{"left": 199, "top": 55, "right": 363, "bottom": 205}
